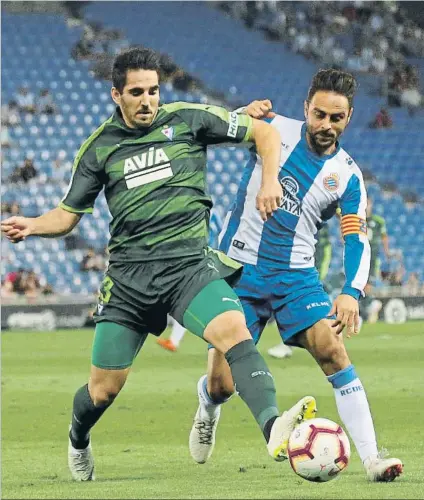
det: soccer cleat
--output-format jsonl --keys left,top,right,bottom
{"left": 267, "top": 396, "right": 317, "bottom": 462}
{"left": 157, "top": 338, "right": 178, "bottom": 352}
{"left": 364, "top": 450, "right": 403, "bottom": 482}
{"left": 68, "top": 428, "right": 95, "bottom": 481}
{"left": 267, "top": 342, "right": 293, "bottom": 359}
{"left": 189, "top": 405, "right": 221, "bottom": 464}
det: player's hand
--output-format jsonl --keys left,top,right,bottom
{"left": 329, "top": 294, "right": 359, "bottom": 337}
{"left": 1, "top": 216, "right": 33, "bottom": 243}
{"left": 246, "top": 100, "right": 276, "bottom": 120}
{"left": 256, "top": 179, "right": 283, "bottom": 221}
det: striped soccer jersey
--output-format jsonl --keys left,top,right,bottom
{"left": 220, "top": 114, "right": 371, "bottom": 299}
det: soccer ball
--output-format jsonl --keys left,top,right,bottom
{"left": 287, "top": 418, "right": 350, "bottom": 482}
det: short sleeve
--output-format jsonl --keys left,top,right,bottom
{"left": 167, "top": 103, "right": 253, "bottom": 145}
{"left": 60, "top": 147, "right": 104, "bottom": 214}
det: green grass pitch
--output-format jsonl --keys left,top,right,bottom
{"left": 2, "top": 322, "right": 424, "bottom": 499}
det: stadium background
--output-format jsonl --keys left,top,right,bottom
{"left": 1, "top": 2, "right": 424, "bottom": 499}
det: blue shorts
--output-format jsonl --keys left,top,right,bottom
{"left": 235, "top": 264, "right": 333, "bottom": 348}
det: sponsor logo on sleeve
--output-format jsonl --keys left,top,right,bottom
{"left": 227, "top": 112, "right": 239, "bottom": 138}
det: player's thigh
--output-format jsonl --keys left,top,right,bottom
{"left": 204, "top": 292, "right": 270, "bottom": 355}
{"left": 180, "top": 277, "right": 250, "bottom": 350}
{"left": 94, "top": 262, "right": 168, "bottom": 357}
{"left": 273, "top": 279, "right": 332, "bottom": 347}
{"left": 170, "top": 247, "right": 244, "bottom": 331}
{"left": 91, "top": 321, "right": 149, "bottom": 370}
{"left": 233, "top": 263, "right": 272, "bottom": 344}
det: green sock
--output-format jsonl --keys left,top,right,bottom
{"left": 70, "top": 384, "right": 111, "bottom": 449}
{"left": 225, "top": 339, "right": 279, "bottom": 439}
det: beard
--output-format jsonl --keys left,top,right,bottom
{"left": 306, "top": 125, "right": 339, "bottom": 154}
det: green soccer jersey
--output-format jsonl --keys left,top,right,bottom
{"left": 60, "top": 103, "right": 253, "bottom": 262}
{"left": 367, "top": 214, "right": 387, "bottom": 258}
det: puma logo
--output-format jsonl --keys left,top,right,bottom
{"left": 207, "top": 262, "right": 219, "bottom": 273}
{"left": 222, "top": 297, "right": 241, "bottom": 306}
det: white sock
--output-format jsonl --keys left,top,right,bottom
{"left": 169, "top": 320, "right": 186, "bottom": 347}
{"left": 197, "top": 374, "right": 222, "bottom": 420}
{"left": 328, "top": 365, "right": 378, "bottom": 464}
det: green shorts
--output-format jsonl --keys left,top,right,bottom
{"left": 91, "top": 248, "right": 244, "bottom": 369}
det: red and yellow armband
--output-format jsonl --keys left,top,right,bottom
{"left": 341, "top": 214, "right": 367, "bottom": 237}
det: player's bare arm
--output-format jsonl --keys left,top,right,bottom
{"left": 1, "top": 207, "right": 81, "bottom": 243}
{"left": 249, "top": 118, "right": 282, "bottom": 221}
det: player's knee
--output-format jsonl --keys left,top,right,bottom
{"left": 208, "top": 373, "right": 235, "bottom": 403}
{"left": 319, "top": 341, "right": 349, "bottom": 372}
{"left": 90, "top": 382, "right": 122, "bottom": 406}
{"left": 306, "top": 322, "right": 350, "bottom": 373}
{"left": 204, "top": 311, "right": 251, "bottom": 352}
{"left": 89, "top": 369, "right": 128, "bottom": 407}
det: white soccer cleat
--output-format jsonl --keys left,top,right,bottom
{"left": 267, "top": 342, "right": 293, "bottom": 359}
{"left": 68, "top": 430, "right": 95, "bottom": 481}
{"left": 189, "top": 405, "right": 221, "bottom": 464}
{"left": 364, "top": 450, "right": 403, "bottom": 482}
{"left": 267, "top": 396, "right": 317, "bottom": 462}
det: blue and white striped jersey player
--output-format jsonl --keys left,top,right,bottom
{"left": 189, "top": 69, "right": 402, "bottom": 482}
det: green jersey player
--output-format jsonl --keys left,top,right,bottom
{"left": 2, "top": 48, "right": 316, "bottom": 481}
{"left": 362, "top": 197, "right": 390, "bottom": 323}
{"left": 366, "top": 197, "right": 389, "bottom": 283}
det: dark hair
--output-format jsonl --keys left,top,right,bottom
{"left": 112, "top": 47, "right": 161, "bottom": 93}
{"left": 307, "top": 69, "right": 358, "bottom": 108}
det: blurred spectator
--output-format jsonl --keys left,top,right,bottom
{"left": 381, "top": 249, "right": 405, "bottom": 286}
{"left": 400, "top": 85, "right": 422, "bottom": 116}
{"left": 80, "top": 248, "right": 106, "bottom": 272}
{"left": 15, "top": 86, "right": 36, "bottom": 113}
{"left": 369, "top": 108, "right": 393, "bottom": 129}
{"left": 404, "top": 272, "right": 421, "bottom": 295}
{"left": 64, "top": 1, "right": 90, "bottom": 21}
{"left": 1, "top": 201, "right": 20, "bottom": 217}
{"left": 1, "top": 125, "right": 11, "bottom": 147}
{"left": 90, "top": 53, "right": 114, "bottom": 80}
{"left": 37, "top": 89, "right": 57, "bottom": 115}
{"left": 9, "top": 158, "right": 38, "bottom": 184}
{"left": 1, "top": 269, "right": 26, "bottom": 297}
{"left": 51, "top": 153, "right": 72, "bottom": 184}
{"left": 64, "top": 225, "right": 86, "bottom": 250}
{"left": 1, "top": 269, "right": 53, "bottom": 298}
{"left": 219, "top": 1, "right": 423, "bottom": 111}
{"left": 23, "top": 270, "right": 42, "bottom": 298}
{"left": 1, "top": 100, "right": 21, "bottom": 126}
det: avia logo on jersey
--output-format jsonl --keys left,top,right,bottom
{"left": 227, "top": 112, "right": 239, "bottom": 138}
{"left": 279, "top": 176, "right": 301, "bottom": 217}
{"left": 124, "top": 148, "right": 173, "bottom": 189}
{"left": 323, "top": 173, "right": 340, "bottom": 192}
